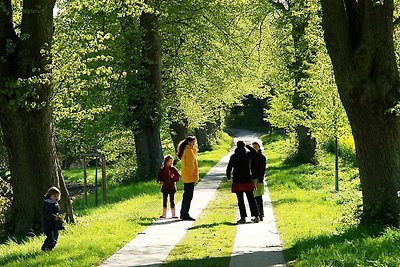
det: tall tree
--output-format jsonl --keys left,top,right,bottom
{"left": 128, "top": 1, "right": 164, "bottom": 179}
{"left": 269, "top": 1, "right": 317, "bottom": 163}
{"left": 0, "top": 0, "right": 73, "bottom": 234}
{"left": 321, "top": 0, "right": 400, "bottom": 225}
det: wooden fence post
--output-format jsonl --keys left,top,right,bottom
{"left": 83, "top": 157, "right": 88, "bottom": 205}
{"left": 102, "top": 155, "right": 107, "bottom": 204}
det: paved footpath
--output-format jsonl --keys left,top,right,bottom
{"left": 100, "top": 130, "right": 285, "bottom": 267}
{"left": 229, "top": 178, "right": 286, "bottom": 267}
{"left": 229, "top": 132, "right": 286, "bottom": 267}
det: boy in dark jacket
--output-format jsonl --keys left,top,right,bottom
{"left": 42, "top": 186, "right": 64, "bottom": 251}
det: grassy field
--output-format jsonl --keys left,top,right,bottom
{"left": 0, "top": 133, "right": 232, "bottom": 267}
{"left": 263, "top": 134, "right": 400, "bottom": 266}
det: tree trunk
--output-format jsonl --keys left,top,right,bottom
{"left": 195, "top": 128, "right": 209, "bottom": 152}
{"left": 170, "top": 122, "right": 188, "bottom": 151}
{"left": 321, "top": 0, "right": 400, "bottom": 224}
{"left": 134, "top": 127, "right": 163, "bottom": 180}
{"left": 346, "top": 98, "right": 400, "bottom": 224}
{"left": 0, "top": 0, "right": 74, "bottom": 234}
{"left": 130, "top": 3, "right": 164, "bottom": 180}
{"left": 0, "top": 106, "right": 73, "bottom": 233}
{"left": 294, "top": 125, "right": 317, "bottom": 164}
{"left": 288, "top": 9, "right": 317, "bottom": 163}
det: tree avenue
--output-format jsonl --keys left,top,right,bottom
{"left": 3, "top": 0, "right": 400, "bottom": 237}
{"left": 321, "top": 0, "right": 400, "bottom": 225}
{"left": 0, "top": 0, "right": 73, "bottom": 234}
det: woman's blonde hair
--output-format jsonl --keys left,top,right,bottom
{"left": 45, "top": 186, "right": 61, "bottom": 198}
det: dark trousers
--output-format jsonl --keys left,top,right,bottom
{"left": 42, "top": 230, "right": 59, "bottom": 251}
{"left": 180, "top": 182, "right": 195, "bottom": 218}
{"left": 162, "top": 192, "right": 175, "bottom": 208}
{"left": 255, "top": 195, "right": 264, "bottom": 217}
{"left": 236, "top": 191, "right": 259, "bottom": 219}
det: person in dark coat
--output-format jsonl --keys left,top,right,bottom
{"left": 157, "top": 155, "right": 180, "bottom": 219}
{"left": 226, "top": 140, "right": 260, "bottom": 224}
{"left": 42, "top": 186, "right": 64, "bottom": 251}
{"left": 251, "top": 141, "right": 267, "bottom": 221}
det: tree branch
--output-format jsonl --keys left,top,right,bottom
{"left": 320, "top": 0, "right": 352, "bottom": 70}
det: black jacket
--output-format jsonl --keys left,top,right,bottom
{"left": 226, "top": 145, "right": 256, "bottom": 184}
{"left": 43, "top": 197, "right": 62, "bottom": 232}
{"left": 251, "top": 150, "right": 266, "bottom": 183}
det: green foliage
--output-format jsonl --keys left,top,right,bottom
{"left": 52, "top": 0, "right": 139, "bottom": 165}
{"left": 323, "top": 135, "right": 357, "bottom": 167}
{"left": 160, "top": 0, "right": 266, "bottom": 130}
{"left": 261, "top": 0, "right": 351, "bottom": 152}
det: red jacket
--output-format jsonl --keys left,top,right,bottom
{"left": 157, "top": 166, "right": 180, "bottom": 193}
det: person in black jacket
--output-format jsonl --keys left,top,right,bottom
{"left": 42, "top": 187, "right": 64, "bottom": 251}
{"left": 251, "top": 141, "right": 267, "bottom": 221}
{"left": 226, "top": 140, "right": 260, "bottom": 224}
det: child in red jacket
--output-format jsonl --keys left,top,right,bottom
{"left": 157, "top": 155, "right": 180, "bottom": 218}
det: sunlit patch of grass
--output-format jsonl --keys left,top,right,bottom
{"left": 163, "top": 182, "right": 237, "bottom": 267}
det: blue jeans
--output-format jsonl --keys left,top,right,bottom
{"left": 42, "top": 230, "right": 59, "bottom": 251}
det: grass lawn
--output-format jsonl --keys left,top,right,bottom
{"left": 0, "top": 133, "right": 232, "bottom": 267}
{"left": 163, "top": 182, "right": 237, "bottom": 267}
{"left": 263, "top": 134, "right": 400, "bottom": 266}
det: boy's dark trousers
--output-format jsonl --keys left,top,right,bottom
{"left": 255, "top": 195, "right": 264, "bottom": 218}
{"left": 236, "top": 191, "right": 259, "bottom": 219}
{"left": 42, "top": 230, "right": 59, "bottom": 251}
{"left": 180, "top": 182, "right": 195, "bottom": 218}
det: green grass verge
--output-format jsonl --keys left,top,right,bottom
{"left": 0, "top": 133, "right": 232, "bottom": 267}
{"left": 163, "top": 182, "right": 237, "bottom": 267}
{"left": 263, "top": 134, "right": 400, "bottom": 266}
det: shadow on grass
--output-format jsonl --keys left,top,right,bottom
{"left": 162, "top": 250, "right": 284, "bottom": 267}
{"left": 283, "top": 225, "right": 397, "bottom": 264}
{"left": 188, "top": 221, "right": 236, "bottom": 230}
{"left": 0, "top": 249, "right": 43, "bottom": 266}
{"left": 272, "top": 197, "right": 300, "bottom": 206}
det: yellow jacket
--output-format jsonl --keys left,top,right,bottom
{"left": 181, "top": 146, "right": 199, "bottom": 183}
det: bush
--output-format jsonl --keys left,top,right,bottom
{"left": 323, "top": 135, "right": 357, "bottom": 166}
{"left": 0, "top": 172, "right": 12, "bottom": 238}
{"left": 102, "top": 131, "right": 137, "bottom": 184}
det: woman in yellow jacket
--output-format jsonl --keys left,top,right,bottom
{"left": 177, "top": 136, "right": 199, "bottom": 221}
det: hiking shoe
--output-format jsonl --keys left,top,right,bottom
{"left": 237, "top": 218, "right": 246, "bottom": 224}
{"left": 181, "top": 216, "right": 195, "bottom": 221}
